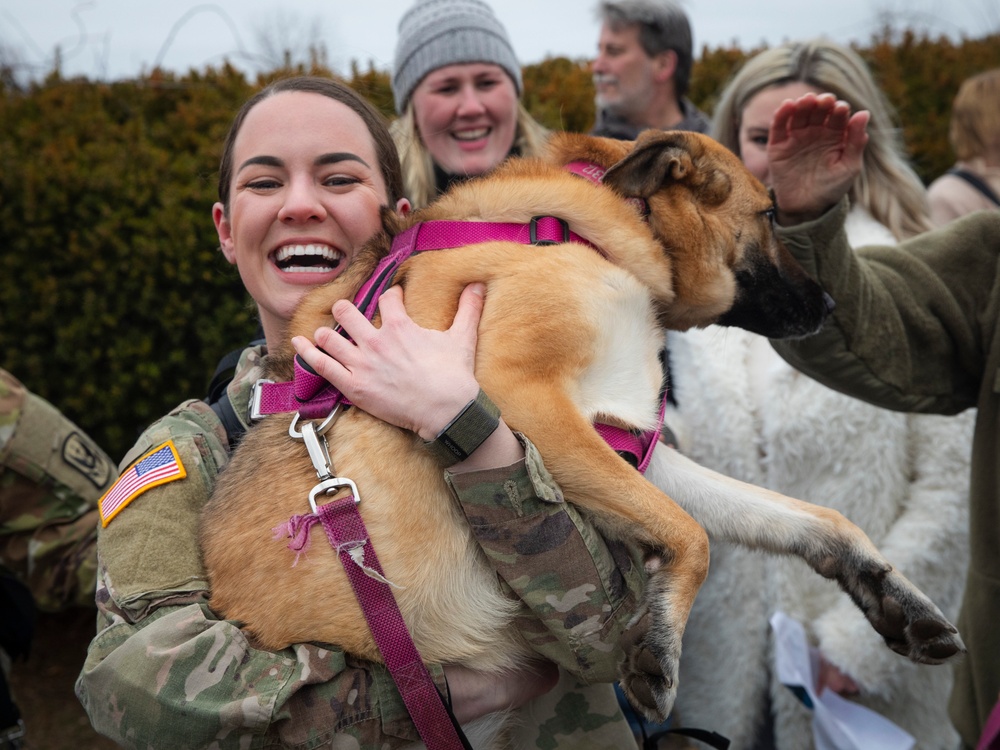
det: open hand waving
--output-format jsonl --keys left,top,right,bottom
{"left": 768, "top": 93, "right": 869, "bottom": 224}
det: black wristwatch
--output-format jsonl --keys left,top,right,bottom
{"left": 424, "top": 388, "right": 501, "bottom": 465}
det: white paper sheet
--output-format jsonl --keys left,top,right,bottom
{"left": 770, "top": 611, "right": 915, "bottom": 750}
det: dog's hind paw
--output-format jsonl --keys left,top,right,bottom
{"left": 618, "top": 609, "right": 678, "bottom": 722}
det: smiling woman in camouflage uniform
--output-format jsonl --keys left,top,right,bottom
{"left": 74, "top": 76, "right": 650, "bottom": 749}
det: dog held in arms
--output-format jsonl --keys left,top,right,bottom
{"left": 201, "top": 130, "right": 964, "bottom": 745}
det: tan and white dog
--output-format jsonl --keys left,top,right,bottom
{"left": 201, "top": 131, "right": 963, "bottom": 746}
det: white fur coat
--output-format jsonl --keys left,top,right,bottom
{"left": 667, "top": 207, "right": 974, "bottom": 750}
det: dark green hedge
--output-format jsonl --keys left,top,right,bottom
{"left": 0, "top": 66, "right": 261, "bottom": 460}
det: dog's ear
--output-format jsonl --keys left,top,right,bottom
{"left": 603, "top": 131, "right": 731, "bottom": 206}
{"left": 602, "top": 132, "right": 693, "bottom": 198}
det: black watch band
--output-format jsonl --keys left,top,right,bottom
{"left": 424, "top": 388, "right": 501, "bottom": 465}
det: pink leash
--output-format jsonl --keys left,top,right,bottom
{"left": 277, "top": 418, "right": 470, "bottom": 749}
{"left": 315, "top": 496, "right": 468, "bottom": 749}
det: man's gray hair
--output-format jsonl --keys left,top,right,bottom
{"left": 596, "top": 0, "right": 694, "bottom": 97}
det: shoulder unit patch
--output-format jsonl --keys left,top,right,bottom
{"left": 99, "top": 440, "right": 186, "bottom": 527}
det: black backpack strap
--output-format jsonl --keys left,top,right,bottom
{"left": 205, "top": 348, "right": 245, "bottom": 406}
{"left": 205, "top": 336, "right": 266, "bottom": 406}
{"left": 204, "top": 335, "right": 266, "bottom": 451}
{"left": 946, "top": 168, "right": 1000, "bottom": 207}
{"left": 210, "top": 393, "right": 248, "bottom": 451}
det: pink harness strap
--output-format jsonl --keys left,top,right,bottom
{"left": 978, "top": 697, "right": 1000, "bottom": 750}
{"left": 595, "top": 394, "right": 667, "bottom": 474}
{"left": 255, "top": 161, "right": 649, "bottom": 420}
{"left": 253, "top": 209, "right": 669, "bottom": 468}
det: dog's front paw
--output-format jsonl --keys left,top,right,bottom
{"left": 874, "top": 572, "right": 966, "bottom": 664}
{"left": 618, "top": 608, "right": 678, "bottom": 722}
{"left": 833, "top": 554, "right": 966, "bottom": 665}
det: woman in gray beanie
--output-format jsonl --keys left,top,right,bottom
{"left": 390, "top": 0, "right": 550, "bottom": 208}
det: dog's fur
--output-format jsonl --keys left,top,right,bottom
{"left": 201, "top": 131, "right": 963, "bottom": 746}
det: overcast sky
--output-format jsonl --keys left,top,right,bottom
{"left": 2, "top": 0, "right": 998, "bottom": 82}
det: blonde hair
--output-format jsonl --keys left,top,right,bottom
{"left": 711, "top": 39, "right": 933, "bottom": 240}
{"left": 949, "top": 68, "right": 1000, "bottom": 162}
{"left": 390, "top": 101, "right": 550, "bottom": 209}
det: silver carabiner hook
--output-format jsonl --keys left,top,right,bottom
{"left": 288, "top": 404, "right": 341, "bottom": 438}
{"left": 298, "top": 421, "right": 334, "bottom": 481}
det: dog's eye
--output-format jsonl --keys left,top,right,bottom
{"left": 762, "top": 207, "right": 776, "bottom": 225}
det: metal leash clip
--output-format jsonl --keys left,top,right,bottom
{"left": 288, "top": 407, "right": 359, "bottom": 513}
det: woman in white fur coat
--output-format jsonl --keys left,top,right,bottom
{"left": 668, "top": 40, "right": 975, "bottom": 750}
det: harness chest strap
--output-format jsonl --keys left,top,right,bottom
{"left": 253, "top": 158, "right": 651, "bottom": 422}
{"left": 564, "top": 160, "right": 650, "bottom": 216}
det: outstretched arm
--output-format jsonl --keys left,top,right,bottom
{"left": 767, "top": 92, "right": 869, "bottom": 224}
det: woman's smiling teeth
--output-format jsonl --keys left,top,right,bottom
{"left": 453, "top": 127, "right": 490, "bottom": 141}
{"left": 274, "top": 244, "right": 343, "bottom": 273}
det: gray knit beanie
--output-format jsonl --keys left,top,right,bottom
{"left": 392, "top": 0, "right": 523, "bottom": 114}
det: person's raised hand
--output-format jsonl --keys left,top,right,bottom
{"left": 292, "top": 282, "right": 485, "bottom": 440}
{"left": 768, "top": 92, "right": 869, "bottom": 224}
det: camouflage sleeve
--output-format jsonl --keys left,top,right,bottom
{"left": 446, "top": 434, "right": 645, "bottom": 684}
{"left": 77, "top": 567, "right": 435, "bottom": 748}
{"left": 0, "top": 368, "right": 115, "bottom": 611}
{"left": 75, "top": 397, "right": 439, "bottom": 749}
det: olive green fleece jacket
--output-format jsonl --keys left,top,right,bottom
{"left": 772, "top": 199, "right": 1000, "bottom": 749}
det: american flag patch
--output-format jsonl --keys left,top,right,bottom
{"left": 99, "top": 441, "right": 186, "bottom": 527}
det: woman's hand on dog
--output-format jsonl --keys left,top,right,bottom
{"left": 294, "top": 283, "right": 482, "bottom": 439}
{"left": 444, "top": 662, "right": 560, "bottom": 724}
{"left": 292, "top": 282, "right": 525, "bottom": 469}
{"left": 768, "top": 92, "right": 868, "bottom": 224}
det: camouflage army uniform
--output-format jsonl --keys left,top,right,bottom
{"left": 0, "top": 368, "right": 114, "bottom": 611}
{"left": 76, "top": 345, "right": 647, "bottom": 749}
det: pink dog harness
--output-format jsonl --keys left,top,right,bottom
{"left": 252, "top": 213, "right": 665, "bottom": 469}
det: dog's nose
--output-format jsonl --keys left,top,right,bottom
{"left": 823, "top": 291, "right": 836, "bottom": 315}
